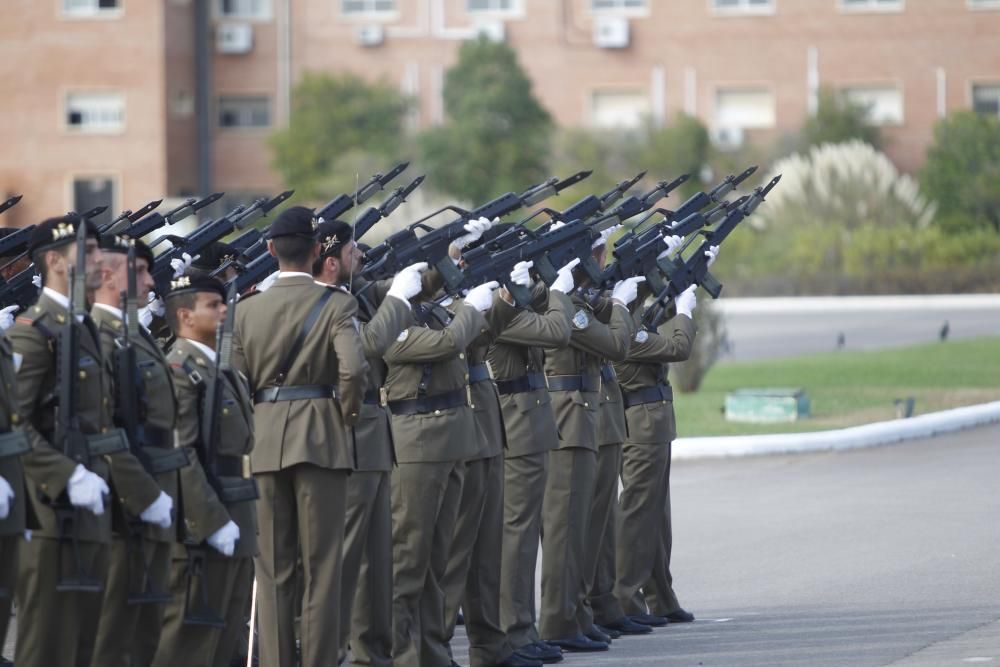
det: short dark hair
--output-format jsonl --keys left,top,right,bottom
{"left": 165, "top": 291, "right": 198, "bottom": 333}
{"left": 272, "top": 235, "right": 317, "bottom": 267}
{"left": 32, "top": 243, "right": 72, "bottom": 285}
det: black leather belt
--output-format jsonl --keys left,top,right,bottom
{"left": 623, "top": 384, "right": 674, "bottom": 408}
{"left": 496, "top": 372, "right": 548, "bottom": 396}
{"left": 254, "top": 384, "right": 337, "bottom": 404}
{"left": 468, "top": 363, "right": 491, "bottom": 384}
{"left": 363, "top": 389, "right": 381, "bottom": 405}
{"left": 0, "top": 430, "right": 31, "bottom": 459}
{"left": 387, "top": 389, "right": 467, "bottom": 416}
{"left": 600, "top": 364, "right": 617, "bottom": 384}
{"left": 215, "top": 454, "right": 246, "bottom": 477}
{"left": 546, "top": 374, "right": 600, "bottom": 393}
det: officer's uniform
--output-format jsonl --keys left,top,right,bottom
{"left": 384, "top": 297, "right": 486, "bottom": 667}
{"left": 154, "top": 334, "right": 257, "bottom": 667}
{"left": 612, "top": 313, "right": 695, "bottom": 617}
{"left": 488, "top": 283, "right": 572, "bottom": 650}
{"left": 539, "top": 292, "right": 634, "bottom": 642}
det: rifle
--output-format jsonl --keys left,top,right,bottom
{"left": 315, "top": 160, "right": 410, "bottom": 222}
{"left": 0, "top": 225, "right": 34, "bottom": 263}
{"left": 641, "top": 175, "right": 781, "bottom": 330}
{"left": 106, "top": 193, "right": 224, "bottom": 239}
{"left": 0, "top": 194, "right": 21, "bottom": 216}
{"left": 354, "top": 175, "right": 425, "bottom": 241}
{"left": 99, "top": 199, "right": 162, "bottom": 235}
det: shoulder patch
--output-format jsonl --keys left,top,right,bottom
{"left": 396, "top": 329, "right": 409, "bottom": 342}
{"left": 635, "top": 330, "right": 649, "bottom": 343}
{"left": 572, "top": 310, "right": 590, "bottom": 330}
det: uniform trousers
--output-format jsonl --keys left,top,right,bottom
{"left": 642, "top": 442, "right": 681, "bottom": 614}
{"left": 255, "top": 463, "right": 348, "bottom": 667}
{"left": 391, "top": 460, "right": 465, "bottom": 667}
{"left": 580, "top": 443, "right": 626, "bottom": 628}
{"left": 340, "top": 469, "right": 393, "bottom": 667}
{"left": 0, "top": 534, "right": 19, "bottom": 654}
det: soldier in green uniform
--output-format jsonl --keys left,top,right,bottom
{"left": 153, "top": 275, "right": 256, "bottom": 667}
{"left": 231, "top": 206, "right": 368, "bottom": 667}
{"left": 311, "top": 220, "right": 419, "bottom": 667}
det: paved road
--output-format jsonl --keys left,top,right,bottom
{"left": 450, "top": 424, "right": 1000, "bottom": 666}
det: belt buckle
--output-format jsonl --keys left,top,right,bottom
{"left": 242, "top": 454, "right": 252, "bottom": 479}
{"left": 379, "top": 386, "right": 388, "bottom": 408}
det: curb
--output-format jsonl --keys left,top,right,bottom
{"left": 672, "top": 400, "right": 1000, "bottom": 460}
{"left": 715, "top": 294, "right": 1000, "bottom": 314}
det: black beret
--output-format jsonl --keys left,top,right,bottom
{"left": 316, "top": 219, "right": 353, "bottom": 259}
{"left": 163, "top": 274, "right": 226, "bottom": 302}
{"left": 98, "top": 235, "right": 155, "bottom": 268}
{"left": 28, "top": 215, "right": 98, "bottom": 258}
{"left": 190, "top": 241, "right": 237, "bottom": 272}
{"left": 266, "top": 205, "right": 318, "bottom": 240}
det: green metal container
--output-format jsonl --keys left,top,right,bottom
{"left": 725, "top": 388, "right": 811, "bottom": 423}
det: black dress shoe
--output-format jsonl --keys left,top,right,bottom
{"left": 585, "top": 626, "right": 612, "bottom": 643}
{"left": 514, "top": 641, "right": 564, "bottom": 664}
{"left": 595, "top": 624, "right": 621, "bottom": 639}
{"left": 495, "top": 652, "right": 544, "bottom": 667}
{"left": 630, "top": 612, "right": 669, "bottom": 627}
{"left": 602, "top": 616, "right": 653, "bottom": 635}
{"left": 663, "top": 608, "right": 695, "bottom": 623}
{"left": 543, "top": 634, "right": 609, "bottom": 652}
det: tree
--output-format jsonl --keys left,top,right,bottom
{"left": 639, "top": 114, "right": 710, "bottom": 201}
{"left": 801, "top": 88, "right": 882, "bottom": 151}
{"left": 920, "top": 111, "right": 1000, "bottom": 232}
{"left": 270, "top": 72, "right": 410, "bottom": 201}
{"left": 418, "top": 37, "right": 552, "bottom": 204}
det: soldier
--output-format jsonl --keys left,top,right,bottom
{"left": 9, "top": 216, "right": 163, "bottom": 666}
{"left": 231, "top": 206, "right": 368, "bottom": 667}
{"left": 153, "top": 275, "right": 254, "bottom": 667}
{"left": 538, "top": 230, "right": 644, "bottom": 653}
{"left": 311, "top": 220, "right": 420, "bottom": 667}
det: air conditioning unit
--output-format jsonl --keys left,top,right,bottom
{"left": 356, "top": 24, "right": 385, "bottom": 47}
{"left": 593, "top": 16, "right": 629, "bottom": 49}
{"left": 216, "top": 23, "right": 253, "bottom": 54}
{"left": 474, "top": 21, "right": 506, "bottom": 43}
{"left": 710, "top": 126, "right": 745, "bottom": 151}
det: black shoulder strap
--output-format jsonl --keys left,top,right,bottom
{"left": 273, "top": 288, "right": 335, "bottom": 386}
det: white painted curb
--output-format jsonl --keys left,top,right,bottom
{"left": 672, "top": 400, "right": 1000, "bottom": 460}
{"left": 715, "top": 294, "right": 1000, "bottom": 314}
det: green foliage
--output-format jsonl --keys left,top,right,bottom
{"left": 801, "top": 88, "right": 882, "bottom": 150}
{"left": 920, "top": 111, "right": 1000, "bottom": 232}
{"left": 638, "top": 115, "right": 710, "bottom": 200}
{"left": 270, "top": 72, "right": 410, "bottom": 201}
{"left": 418, "top": 37, "right": 552, "bottom": 203}
{"left": 671, "top": 299, "right": 727, "bottom": 394}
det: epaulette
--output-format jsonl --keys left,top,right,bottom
{"left": 16, "top": 306, "right": 55, "bottom": 339}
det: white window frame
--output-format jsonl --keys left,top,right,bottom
{"left": 216, "top": 0, "right": 272, "bottom": 20}
{"left": 838, "top": 0, "right": 904, "bottom": 14}
{"left": 466, "top": 0, "right": 523, "bottom": 18}
{"left": 839, "top": 84, "right": 905, "bottom": 126}
{"left": 64, "top": 91, "right": 126, "bottom": 134}
{"left": 340, "top": 0, "right": 399, "bottom": 20}
{"left": 60, "top": 0, "right": 124, "bottom": 19}
{"left": 709, "top": 0, "right": 776, "bottom": 16}
{"left": 713, "top": 86, "right": 777, "bottom": 130}
{"left": 967, "top": 0, "right": 1000, "bottom": 10}
{"left": 217, "top": 94, "right": 271, "bottom": 130}
{"left": 970, "top": 82, "right": 1000, "bottom": 117}
{"left": 589, "top": 0, "right": 650, "bottom": 18}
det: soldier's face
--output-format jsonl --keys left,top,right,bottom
{"left": 58, "top": 239, "right": 102, "bottom": 289}
{"left": 186, "top": 292, "right": 227, "bottom": 339}
{"left": 135, "top": 258, "right": 155, "bottom": 302}
{"left": 336, "top": 241, "right": 363, "bottom": 281}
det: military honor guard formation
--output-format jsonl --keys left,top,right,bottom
{"left": 0, "top": 165, "right": 778, "bottom": 667}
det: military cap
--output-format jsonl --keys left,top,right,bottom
{"left": 163, "top": 274, "right": 226, "bottom": 302}
{"left": 190, "top": 241, "right": 237, "bottom": 273}
{"left": 98, "top": 234, "right": 155, "bottom": 268}
{"left": 28, "top": 214, "right": 98, "bottom": 258}
{"left": 317, "top": 219, "right": 353, "bottom": 259}
{"left": 265, "top": 205, "right": 318, "bottom": 240}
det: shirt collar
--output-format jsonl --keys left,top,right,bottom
{"left": 42, "top": 287, "right": 70, "bottom": 310}
{"left": 92, "top": 302, "right": 123, "bottom": 320}
{"left": 277, "top": 271, "right": 313, "bottom": 280}
{"left": 184, "top": 338, "right": 217, "bottom": 363}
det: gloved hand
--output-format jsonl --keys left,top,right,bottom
{"left": 0, "top": 475, "right": 14, "bottom": 520}
{"left": 705, "top": 244, "right": 720, "bottom": 268}
{"left": 464, "top": 281, "right": 500, "bottom": 312}
{"left": 452, "top": 217, "right": 495, "bottom": 250}
{"left": 509, "top": 261, "right": 533, "bottom": 288}
{"left": 139, "top": 491, "right": 173, "bottom": 529}
{"left": 67, "top": 464, "right": 109, "bottom": 516}
{"left": 170, "top": 252, "right": 194, "bottom": 279}
{"left": 0, "top": 305, "right": 19, "bottom": 332}
{"left": 550, "top": 258, "right": 579, "bottom": 294}
{"left": 206, "top": 520, "right": 240, "bottom": 557}
{"left": 548, "top": 221, "right": 567, "bottom": 231}
{"left": 675, "top": 285, "right": 697, "bottom": 318}
{"left": 611, "top": 276, "right": 646, "bottom": 306}
{"left": 256, "top": 270, "right": 281, "bottom": 293}
{"left": 591, "top": 224, "right": 623, "bottom": 250}
{"left": 657, "top": 234, "right": 683, "bottom": 260}
{"left": 147, "top": 291, "right": 166, "bottom": 316}
{"left": 31, "top": 274, "right": 42, "bottom": 289}
{"left": 387, "top": 262, "right": 429, "bottom": 303}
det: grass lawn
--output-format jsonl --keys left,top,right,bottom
{"left": 674, "top": 336, "right": 1000, "bottom": 437}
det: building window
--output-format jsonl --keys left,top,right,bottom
{"left": 467, "top": 0, "right": 518, "bottom": 12}
{"left": 841, "top": 85, "right": 904, "bottom": 125}
{"left": 341, "top": 0, "right": 396, "bottom": 16}
{"left": 714, "top": 88, "right": 776, "bottom": 130}
{"left": 219, "top": 0, "right": 271, "bottom": 19}
{"left": 972, "top": 84, "right": 1000, "bottom": 117}
{"left": 839, "top": 0, "right": 903, "bottom": 12}
{"left": 590, "top": 90, "right": 650, "bottom": 129}
{"left": 73, "top": 177, "right": 116, "bottom": 227}
{"left": 66, "top": 92, "right": 125, "bottom": 133}
{"left": 591, "top": 0, "right": 647, "bottom": 12}
{"left": 711, "top": 0, "right": 775, "bottom": 14}
{"left": 62, "top": 0, "right": 121, "bottom": 17}
{"left": 968, "top": 0, "right": 1000, "bottom": 9}
{"left": 218, "top": 95, "right": 270, "bottom": 128}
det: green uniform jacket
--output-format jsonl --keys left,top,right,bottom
{"left": 543, "top": 292, "right": 635, "bottom": 451}
{"left": 466, "top": 293, "right": 518, "bottom": 460}
{"left": 383, "top": 301, "right": 486, "bottom": 464}
{"left": 592, "top": 296, "right": 627, "bottom": 446}
{"left": 169, "top": 338, "right": 257, "bottom": 558}
{"left": 613, "top": 314, "right": 696, "bottom": 444}
{"left": 0, "top": 330, "right": 28, "bottom": 537}
{"left": 232, "top": 275, "right": 368, "bottom": 473}
{"left": 92, "top": 305, "right": 181, "bottom": 543}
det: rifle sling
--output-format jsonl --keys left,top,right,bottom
{"left": 269, "top": 287, "right": 335, "bottom": 388}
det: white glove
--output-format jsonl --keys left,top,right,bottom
{"left": 207, "top": 520, "right": 240, "bottom": 557}
{"left": 705, "top": 244, "right": 719, "bottom": 268}
{"left": 0, "top": 305, "right": 19, "bottom": 332}
{"left": 611, "top": 276, "right": 646, "bottom": 306}
{"left": 452, "top": 217, "right": 495, "bottom": 250}
{"left": 24, "top": 530, "right": 31, "bottom": 542}
{"left": 138, "top": 307, "right": 154, "bottom": 329}
{"left": 387, "top": 262, "right": 429, "bottom": 302}
{"left": 0, "top": 475, "right": 14, "bottom": 520}
{"left": 657, "top": 234, "right": 683, "bottom": 260}
{"left": 551, "top": 258, "right": 579, "bottom": 294}
{"left": 139, "top": 490, "right": 173, "bottom": 529}
{"left": 31, "top": 274, "right": 42, "bottom": 289}
{"left": 147, "top": 291, "right": 165, "bottom": 317}
{"left": 509, "top": 261, "right": 533, "bottom": 288}
{"left": 675, "top": 285, "right": 697, "bottom": 318}
{"left": 170, "top": 252, "right": 194, "bottom": 279}
{"left": 67, "top": 464, "right": 109, "bottom": 516}
{"left": 464, "top": 281, "right": 500, "bottom": 312}
{"left": 591, "top": 224, "right": 623, "bottom": 250}
{"left": 256, "top": 270, "right": 280, "bottom": 293}
{"left": 548, "top": 221, "right": 567, "bottom": 232}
